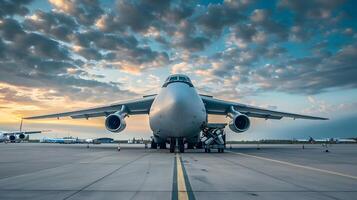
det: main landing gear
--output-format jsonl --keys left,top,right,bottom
{"left": 159, "top": 142, "right": 166, "bottom": 149}
{"left": 151, "top": 136, "right": 185, "bottom": 153}
{"left": 201, "top": 123, "right": 226, "bottom": 153}
{"left": 151, "top": 140, "right": 157, "bottom": 149}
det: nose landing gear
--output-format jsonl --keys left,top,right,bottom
{"left": 159, "top": 142, "right": 166, "bottom": 149}
{"left": 170, "top": 138, "right": 175, "bottom": 153}
{"left": 169, "top": 138, "right": 185, "bottom": 153}
{"left": 178, "top": 138, "right": 184, "bottom": 153}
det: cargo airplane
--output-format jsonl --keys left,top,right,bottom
{"left": 0, "top": 120, "right": 43, "bottom": 143}
{"left": 25, "top": 74, "right": 328, "bottom": 152}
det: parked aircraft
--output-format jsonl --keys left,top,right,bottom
{"left": 25, "top": 74, "right": 328, "bottom": 153}
{"left": 296, "top": 136, "right": 356, "bottom": 144}
{"left": 0, "top": 120, "right": 43, "bottom": 143}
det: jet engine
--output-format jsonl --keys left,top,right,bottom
{"left": 9, "top": 135, "right": 16, "bottom": 141}
{"left": 229, "top": 113, "right": 250, "bottom": 133}
{"left": 19, "top": 133, "right": 26, "bottom": 140}
{"left": 105, "top": 111, "right": 127, "bottom": 133}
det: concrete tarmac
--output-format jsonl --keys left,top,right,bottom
{"left": 0, "top": 143, "right": 356, "bottom": 200}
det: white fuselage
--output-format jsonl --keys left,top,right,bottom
{"left": 149, "top": 82, "right": 207, "bottom": 140}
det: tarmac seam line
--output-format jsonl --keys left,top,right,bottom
{"left": 62, "top": 153, "right": 149, "bottom": 200}
{"left": 228, "top": 151, "right": 357, "bottom": 180}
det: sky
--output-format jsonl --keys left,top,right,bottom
{"left": 0, "top": 0, "right": 357, "bottom": 141}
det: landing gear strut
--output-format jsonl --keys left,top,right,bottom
{"left": 170, "top": 138, "right": 175, "bottom": 153}
{"left": 201, "top": 123, "right": 226, "bottom": 153}
{"left": 151, "top": 140, "right": 157, "bottom": 149}
{"left": 169, "top": 138, "right": 185, "bottom": 153}
{"left": 178, "top": 138, "right": 184, "bottom": 153}
{"left": 159, "top": 142, "right": 166, "bottom": 149}
{"left": 187, "top": 143, "right": 195, "bottom": 149}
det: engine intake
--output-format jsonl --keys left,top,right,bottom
{"left": 229, "top": 114, "right": 250, "bottom": 133}
{"left": 105, "top": 112, "right": 127, "bottom": 133}
{"left": 9, "top": 135, "right": 16, "bottom": 141}
{"left": 19, "top": 133, "right": 26, "bottom": 140}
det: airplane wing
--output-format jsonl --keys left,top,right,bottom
{"left": 21, "top": 131, "right": 42, "bottom": 134}
{"left": 200, "top": 95, "right": 328, "bottom": 120}
{"left": 24, "top": 95, "right": 156, "bottom": 120}
{"left": 2, "top": 131, "right": 42, "bottom": 135}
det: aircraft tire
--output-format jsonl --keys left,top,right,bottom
{"left": 151, "top": 140, "right": 157, "bottom": 149}
{"left": 178, "top": 138, "right": 184, "bottom": 153}
{"left": 170, "top": 138, "right": 175, "bottom": 153}
{"left": 159, "top": 142, "right": 166, "bottom": 149}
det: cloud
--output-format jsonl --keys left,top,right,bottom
{"left": 278, "top": 0, "right": 345, "bottom": 22}
{"left": 171, "top": 62, "right": 193, "bottom": 74}
{"left": 0, "top": 0, "right": 356, "bottom": 110}
{"left": 197, "top": 0, "right": 249, "bottom": 36}
{"left": 0, "top": 16, "right": 137, "bottom": 104}
{"left": 0, "top": 0, "right": 32, "bottom": 18}
{"left": 48, "top": 0, "right": 103, "bottom": 25}
{"left": 250, "top": 43, "right": 357, "bottom": 94}
{"left": 227, "top": 24, "right": 267, "bottom": 48}
{"left": 250, "top": 9, "right": 288, "bottom": 39}
{"left": 23, "top": 10, "right": 78, "bottom": 42}
{"left": 0, "top": 87, "right": 35, "bottom": 104}
{"left": 96, "top": 0, "right": 193, "bottom": 33}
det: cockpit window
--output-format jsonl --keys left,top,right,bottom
{"left": 178, "top": 76, "right": 187, "bottom": 81}
{"left": 169, "top": 76, "right": 178, "bottom": 81}
{"left": 162, "top": 75, "right": 193, "bottom": 87}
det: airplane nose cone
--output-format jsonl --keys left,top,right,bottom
{"left": 166, "top": 86, "right": 190, "bottom": 113}
{"left": 149, "top": 82, "right": 206, "bottom": 138}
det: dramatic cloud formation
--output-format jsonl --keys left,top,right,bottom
{"left": 0, "top": 0, "right": 356, "bottom": 139}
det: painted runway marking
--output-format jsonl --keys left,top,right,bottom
{"left": 172, "top": 154, "right": 196, "bottom": 200}
{"left": 177, "top": 154, "right": 189, "bottom": 200}
{"left": 228, "top": 151, "right": 357, "bottom": 180}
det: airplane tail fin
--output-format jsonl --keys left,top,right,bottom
{"left": 19, "top": 119, "right": 23, "bottom": 132}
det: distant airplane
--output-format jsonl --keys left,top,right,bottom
{"left": 296, "top": 136, "right": 356, "bottom": 144}
{"left": 41, "top": 137, "right": 77, "bottom": 144}
{"left": 334, "top": 138, "right": 356, "bottom": 143}
{"left": 0, "top": 120, "right": 43, "bottom": 143}
{"left": 25, "top": 74, "right": 328, "bottom": 153}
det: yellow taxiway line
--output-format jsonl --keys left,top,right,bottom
{"left": 176, "top": 153, "right": 189, "bottom": 200}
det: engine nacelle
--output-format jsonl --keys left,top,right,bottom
{"left": 105, "top": 112, "right": 127, "bottom": 133}
{"left": 19, "top": 133, "right": 26, "bottom": 140}
{"left": 9, "top": 135, "right": 16, "bottom": 141}
{"left": 229, "top": 114, "right": 250, "bottom": 133}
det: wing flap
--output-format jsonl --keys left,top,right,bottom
{"left": 242, "top": 112, "right": 283, "bottom": 120}
{"left": 71, "top": 112, "right": 115, "bottom": 119}
{"left": 22, "top": 131, "right": 42, "bottom": 134}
